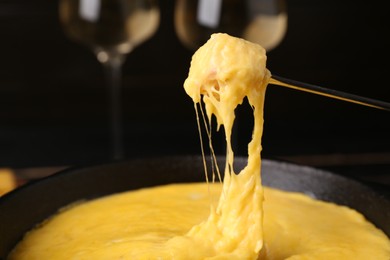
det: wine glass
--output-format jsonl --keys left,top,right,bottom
{"left": 59, "top": 0, "right": 160, "bottom": 160}
{"left": 174, "top": 0, "right": 287, "bottom": 52}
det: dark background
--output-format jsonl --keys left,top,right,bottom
{"left": 1, "top": 0, "right": 390, "bottom": 189}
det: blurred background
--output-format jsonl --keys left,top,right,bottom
{"left": 0, "top": 0, "right": 389, "bottom": 192}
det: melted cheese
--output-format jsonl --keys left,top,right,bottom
{"left": 8, "top": 33, "right": 390, "bottom": 259}
{"left": 181, "top": 32, "right": 270, "bottom": 259}
{"left": 8, "top": 184, "right": 390, "bottom": 259}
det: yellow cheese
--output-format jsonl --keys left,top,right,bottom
{"left": 181, "top": 32, "right": 270, "bottom": 259}
{"left": 8, "top": 184, "right": 390, "bottom": 259}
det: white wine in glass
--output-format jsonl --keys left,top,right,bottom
{"left": 174, "top": 0, "right": 287, "bottom": 51}
{"left": 59, "top": 0, "right": 160, "bottom": 160}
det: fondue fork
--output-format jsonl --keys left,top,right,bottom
{"left": 270, "top": 75, "right": 390, "bottom": 112}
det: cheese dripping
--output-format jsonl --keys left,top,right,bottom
{"left": 181, "top": 32, "right": 271, "bottom": 259}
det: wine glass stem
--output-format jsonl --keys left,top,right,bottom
{"left": 103, "top": 57, "right": 125, "bottom": 160}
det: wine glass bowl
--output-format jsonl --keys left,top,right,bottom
{"left": 59, "top": 0, "right": 160, "bottom": 160}
{"left": 174, "top": 0, "right": 287, "bottom": 51}
{"left": 60, "top": 0, "right": 160, "bottom": 63}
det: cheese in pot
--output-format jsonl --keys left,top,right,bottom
{"left": 8, "top": 184, "right": 390, "bottom": 259}
{"left": 8, "top": 33, "right": 390, "bottom": 259}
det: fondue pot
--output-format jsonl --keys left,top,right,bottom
{"left": 0, "top": 155, "right": 389, "bottom": 258}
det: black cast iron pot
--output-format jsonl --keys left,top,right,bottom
{"left": 0, "top": 156, "right": 389, "bottom": 259}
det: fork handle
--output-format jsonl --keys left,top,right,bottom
{"left": 270, "top": 75, "right": 390, "bottom": 112}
